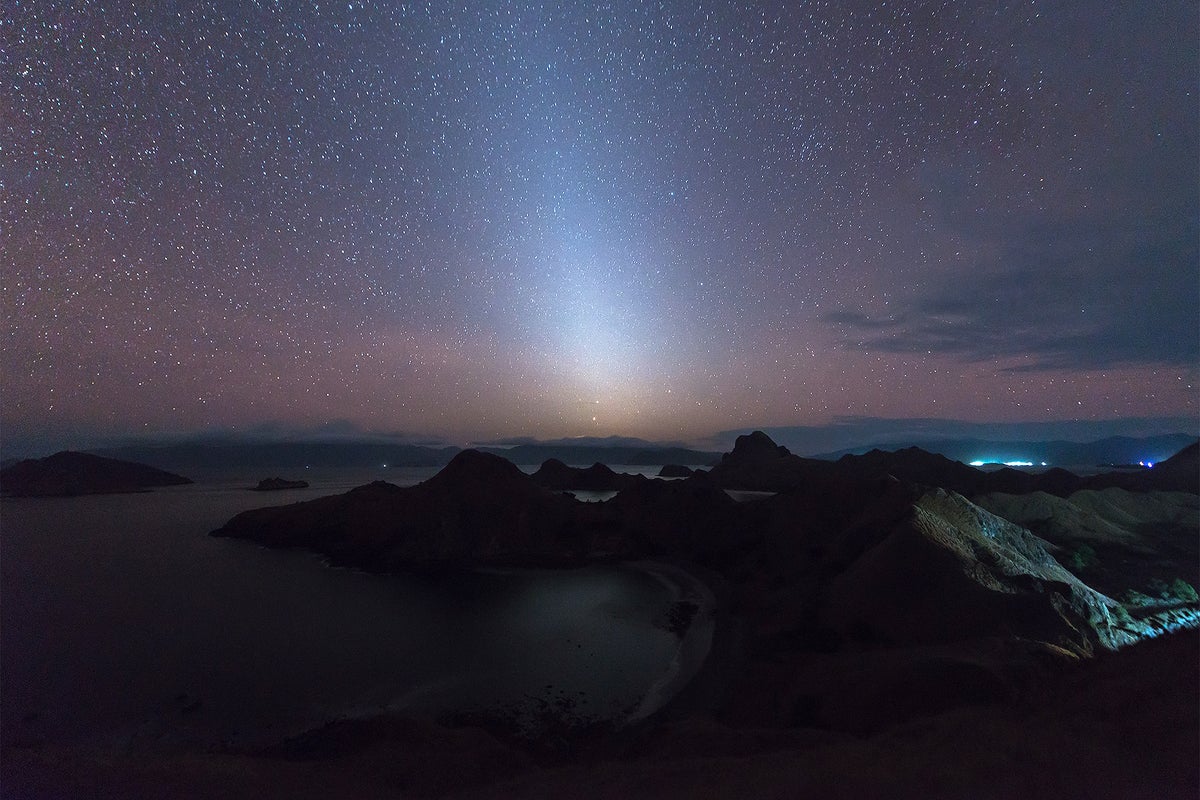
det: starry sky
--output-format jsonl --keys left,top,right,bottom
{"left": 4, "top": 1, "right": 1198, "bottom": 450}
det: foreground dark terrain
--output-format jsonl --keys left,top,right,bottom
{"left": 3, "top": 434, "right": 1197, "bottom": 798}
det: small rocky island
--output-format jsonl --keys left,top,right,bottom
{"left": 0, "top": 451, "right": 192, "bottom": 497}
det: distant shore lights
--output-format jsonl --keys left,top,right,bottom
{"left": 968, "top": 459, "right": 1049, "bottom": 467}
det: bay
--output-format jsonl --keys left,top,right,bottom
{"left": 0, "top": 469, "right": 712, "bottom": 751}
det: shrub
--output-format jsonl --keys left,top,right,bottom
{"left": 1067, "top": 544, "right": 1098, "bottom": 570}
{"left": 1147, "top": 577, "right": 1170, "bottom": 598}
{"left": 1170, "top": 578, "right": 1199, "bottom": 603}
{"left": 1121, "top": 589, "right": 1155, "bottom": 607}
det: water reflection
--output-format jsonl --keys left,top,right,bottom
{"left": 0, "top": 476, "right": 707, "bottom": 750}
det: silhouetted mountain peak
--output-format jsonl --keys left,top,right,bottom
{"left": 529, "top": 459, "right": 635, "bottom": 490}
{"left": 847, "top": 445, "right": 960, "bottom": 466}
{"left": 838, "top": 445, "right": 978, "bottom": 477}
{"left": 724, "top": 430, "right": 791, "bottom": 465}
{"left": 346, "top": 480, "right": 404, "bottom": 496}
{"left": 424, "top": 448, "right": 531, "bottom": 491}
{"left": 1159, "top": 440, "right": 1199, "bottom": 470}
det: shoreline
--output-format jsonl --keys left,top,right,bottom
{"left": 619, "top": 563, "right": 739, "bottom": 724}
{"left": 382, "top": 558, "right": 730, "bottom": 735}
{"left": 622, "top": 560, "right": 718, "bottom": 724}
{"left": 250, "top": 558, "right": 734, "bottom": 756}
{"left": 638, "top": 560, "right": 743, "bottom": 723}
{"left": 260, "top": 558, "right": 730, "bottom": 750}
{"left": 244, "top": 557, "right": 738, "bottom": 761}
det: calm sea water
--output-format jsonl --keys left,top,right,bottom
{"left": 0, "top": 468, "right": 712, "bottom": 752}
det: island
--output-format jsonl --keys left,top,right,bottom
{"left": 0, "top": 451, "right": 192, "bottom": 497}
{"left": 211, "top": 432, "right": 1198, "bottom": 710}
{"left": 5, "top": 435, "right": 1196, "bottom": 797}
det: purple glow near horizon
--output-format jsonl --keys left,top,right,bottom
{"left": 5, "top": 2, "right": 1197, "bottom": 451}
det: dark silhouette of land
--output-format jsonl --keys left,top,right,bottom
{"left": 87, "top": 438, "right": 722, "bottom": 476}
{"left": 0, "top": 451, "right": 192, "bottom": 497}
{"left": 806, "top": 432, "right": 1196, "bottom": 465}
{"left": 5, "top": 433, "right": 1198, "bottom": 797}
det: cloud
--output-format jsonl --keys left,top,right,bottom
{"left": 826, "top": 213, "right": 1199, "bottom": 371}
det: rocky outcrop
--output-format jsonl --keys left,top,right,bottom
{"left": 722, "top": 430, "right": 791, "bottom": 464}
{"left": 657, "top": 464, "right": 695, "bottom": 478}
{"left": 976, "top": 488, "right": 1200, "bottom": 553}
{"left": 0, "top": 451, "right": 192, "bottom": 497}
{"left": 200, "top": 432, "right": 1200, "bottom": 771}
{"left": 529, "top": 459, "right": 646, "bottom": 491}
{"left": 214, "top": 452, "right": 753, "bottom": 568}
{"left": 704, "top": 431, "right": 828, "bottom": 491}
{"left": 696, "top": 477, "right": 1182, "bottom": 738}
{"left": 975, "top": 487, "right": 1200, "bottom": 605}
{"left": 213, "top": 443, "right": 1158, "bottom": 656}
{"left": 214, "top": 450, "right": 590, "bottom": 568}
{"left": 252, "top": 477, "right": 310, "bottom": 491}
{"left": 704, "top": 470, "right": 1152, "bottom": 655}
{"left": 820, "top": 488, "right": 1140, "bottom": 653}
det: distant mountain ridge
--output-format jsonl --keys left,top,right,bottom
{"left": 477, "top": 435, "right": 694, "bottom": 449}
{"left": 90, "top": 441, "right": 460, "bottom": 475}
{"left": 716, "top": 418, "right": 1200, "bottom": 457}
{"left": 43, "top": 432, "right": 1198, "bottom": 478}
{"left": 87, "top": 437, "right": 721, "bottom": 475}
{"left": 808, "top": 434, "right": 1195, "bottom": 466}
{"left": 704, "top": 432, "right": 1199, "bottom": 496}
{"left": 476, "top": 443, "right": 720, "bottom": 466}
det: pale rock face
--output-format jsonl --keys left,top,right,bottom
{"left": 822, "top": 489, "right": 1148, "bottom": 653}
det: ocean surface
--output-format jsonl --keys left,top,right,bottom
{"left": 0, "top": 467, "right": 713, "bottom": 752}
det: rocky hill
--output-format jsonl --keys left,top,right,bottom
{"left": 211, "top": 437, "right": 1184, "bottom": 661}
{"left": 216, "top": 450, "right": 583, "bottom": 567}
{"left": 13, "top": 431, "right": 1193, "bottom": 797}
{"left": 529, "top": 459, "right": 647, "bottom": 491}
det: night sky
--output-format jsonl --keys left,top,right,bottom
{"left": 5, "top": 1, "right": 1197, "bottom": 449}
